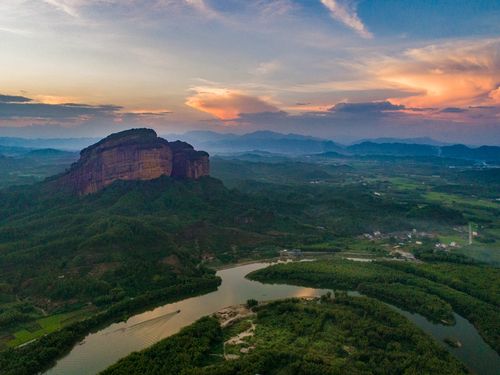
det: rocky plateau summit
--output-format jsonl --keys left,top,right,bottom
{"left": 55, "top": 128, "right": 209, "bottom": 194}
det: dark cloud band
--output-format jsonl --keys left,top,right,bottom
{"left": 0, "top": 93, "right": 122, "bottom": 120}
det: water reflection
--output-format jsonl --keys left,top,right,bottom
{"left": 45, "top": 262, "right": 329, "bottom": 375}
{"left": 45, "top": 261, "right": 499, "bottom": 375}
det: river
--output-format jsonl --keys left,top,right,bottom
{"left": 45, "top": 261, "right": 499, "bottom": 375}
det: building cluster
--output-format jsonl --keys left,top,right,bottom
{"left": 362, "top": 229, "right": 431, "bottom": 242}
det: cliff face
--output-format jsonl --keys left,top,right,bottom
{"left": 170, "top": 141, "right": 210, "bottom": 179}
{"left": 56, "top": 129, "right": 209, "bottom": 194}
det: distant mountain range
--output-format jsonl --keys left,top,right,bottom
{"left": 347, "top": 142, "right": 500, "bottom": 162}
{"left": 164, "top": 131, "right": 499, "bottom": 162}
{"left": 0, "top": 136, "right": 98, "bottom": 151}
{"left": 163, "top": 130, "right": 344, "bottom": 155}
{"left": 0, "top": 130, "right": 499, "bottom": 162}
{"left": 355, "top": 137, "right": 450, "bottom": 146}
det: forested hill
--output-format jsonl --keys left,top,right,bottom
{"left": 0, "top": 176, "right": 251, "bottom": 310}
{"left": 101, "top": 298, "right": 467, "bottom": 375}
{"left": 0, "top": 175, "right": 270, "bottom": 373}
{"left": 0, "top": 169, "right": 470, "bottom": 315}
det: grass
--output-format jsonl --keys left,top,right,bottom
{"left": 8, "top": 308, "right": 93, "bottom": 347}
{"left": 457, "top": 244, "right": 500, "bottom": 265}
{"left": 437, "top": 233, "right": 468, "bottom": 246}
{"left": 425, "top": 191, "right": 500, "bottom": 210}
{"left": 300, "top": 241, "right": 339, "bottom": 251}
{"left": 422, "top": 191, "right": 500, "bottom": 264}
{"left": 435, "top": 225, "right": 500, "bottom": 265}
{"left": 387, "top": 177, "right": 426, "bottom": 190}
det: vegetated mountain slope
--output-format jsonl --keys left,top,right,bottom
{"left": 0, "top": 177, "right": 265, "bottom": 311}
{"left": 0, "top": 177, "right": 254, "bottom": 374}
{"left": 101, "top": 298, "right": 467, "bottom": 375}
{"left": 441, "top": 144, "right": 500, "bottom": 161}
{"left": 0, "top": 166, "right": 469, "bottom": 313}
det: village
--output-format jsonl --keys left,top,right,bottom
{"left": 277, "top": 224, "right": 479, "bottom": 264}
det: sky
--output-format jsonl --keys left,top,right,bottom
{"left": 1, "top": 0, "right": 500, "bottom": 144}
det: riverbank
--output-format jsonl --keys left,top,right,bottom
{"left": 249, "top": 259, "right": 500, "bottom": 355}
{"left": 42, "top": 261, "right": 329, "bottom": 375}
{"left": 209, "top": 257, "right": 278, "bottom": 271}
{"left": 100, "top": 297, "right": 468, "bottom": 375}
{"left": 0, "top": 276, "right": 220, "bottom": 375}
{"left": 29, "top": 260, "right": 500, "bottom": 375}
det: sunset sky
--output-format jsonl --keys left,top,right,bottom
{"left": 1, "top": 0, "right": 500, "bottom": 144}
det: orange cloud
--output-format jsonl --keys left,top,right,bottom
{"left": 35, "top": 95, "right": 79, "bottom": 104}
{"left": 185, "top": 87, "right": 280, "bottom": 120}
{"left": 376, "top": 39, "right": 500, "bottom": 108}
{"left": 490, "top": 87, "right": 500, "bottom": 104}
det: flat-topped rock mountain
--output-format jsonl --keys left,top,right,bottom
{"left": 55, "top": 128, "right": 209, "bottom": 194}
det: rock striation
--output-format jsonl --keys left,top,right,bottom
{"left": 170, "top": 141, "right": 210, "bottom": 179}
{"left": 55, "top": 128, "right": 209, "bottom": 194}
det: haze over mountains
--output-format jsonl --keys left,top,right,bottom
{"left": 1, "top": 131, "right": 499, "bottom": 163}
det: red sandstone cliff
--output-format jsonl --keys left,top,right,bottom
{"left": 170, "top": 141, "right": 210, "bottom": 179}
{"left": 55, "top": 128, "right": 209, "bottom": 194}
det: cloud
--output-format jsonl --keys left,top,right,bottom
{"left": 0, "top": 26, "right": 33, "bottom": 36}
{"left": 0, "top": 92, "right": 179, "bottom": 138}
{"left": 228, "top": 100, "right": 500, "bottom": 145}
{"left": 184, "top": 0, "right": 220, "bottom": 19}
{"left": 185, "top": 87, "right": 280, "bottom": 120}
{"left": 124, "top": 110, "right": 172, "bottom": 116}
{"left": 256, "top": 0, "right": 296, "bottom": 17}
{"left": 330, "top": 101, "right": 405, "bottom": 113}
{"left": 39, "top": 1, "right": 216, "bottom": 19}
{"left": 0, "top": 93, "right": 176, "bottom": 123}
{"left": 0, "top": 100, "right": 121, "bottom": 120}
{"left": 440, "top": 107, "right": 467, "bottom": 113}
{"left": 254, "top": 60, "right": 281, "bottom": 75}
{"left": 320, "top": 0, "right": 372, "bottom": 39}
{"left": 43, "top": 0, "right": 81, "bottom": 17}
{"left": 489, "top": 87, "right": 500, "bottom": 102}
{"left": 376, "top": 38, "right": 500, "bottom": 108}
{"left": 0, "top": 95, "right": 32, "bottom": 103}
{"left": 0, "top": 93, "right": 129, "bottom": 122}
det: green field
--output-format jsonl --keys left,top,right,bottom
{"left": 7, "top": 309, "right": 93, "bottom": 348}
{"left": 425, "top": 191, "right": 499, "bottom": 210}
